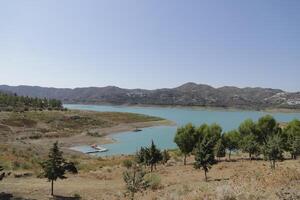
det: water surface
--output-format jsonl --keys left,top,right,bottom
{"left": 65, "top": 104, "right": 300, "bottom": 156}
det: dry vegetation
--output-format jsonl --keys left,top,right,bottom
{"left": 0, "top": 154, "right": 299, "bottom": 200}
{"left": 0, "top": 110, "right": 167, "bottom": 176}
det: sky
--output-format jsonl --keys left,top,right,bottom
{"left": 0, "top": 0, "right": 299, "bottom": 91}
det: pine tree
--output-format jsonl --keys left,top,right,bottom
{"left": 174, "top": 124, "right": 196, "bottom": 165}
{"left": 215, "top": 136, "right": 226, "bottom": 161}
{"left": 223, "top": 130, "right": 241, "bottom": 160}
{"left": 148, "top": 141, "right": 162, "bottom": 172}
{"left": 283, "top": 119, "right": 300, "bottom": 159}
{"left": 135, "top": 141, "right": 162, "bottom": 172}
{"left": 41, "top": 142, "right": 78, "bottom": 196}
{"left": 240, "top": 134, "right": 260, "bottom": 160}
{"left": 194, "top": 136, "right": 216, "bottom": 182}
{"left": 263, "top": 134, "right": 284, "bottom": 169}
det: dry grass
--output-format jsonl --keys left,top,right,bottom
{"left": 0, "top": 155, "right": 299, "bottom": 200}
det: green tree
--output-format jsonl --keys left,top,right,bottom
{"left": 283, "top": 119, "right": 300, "bottom": 159}
{"left": 263, "top": 134, "right": 284, "bottom": 169}
{"left": 194, "top": 136, "right": 216, "bottom": 182}
{"left": 123, "top": 165, "right": 149, "bottom": 200}
{"left": 135, "top": 141, "right": 162, "bottom": 172}
{"left": 208, "top": 123, "right": 222, "bottom": 145}
{"left": 240, "top": 134, "right": 260, "bottom": 159}
{"left": 174, "top": 123, "right": 196, "bottom": 165}
{"left": 239, "top": 119, "right": 260, "bottom": 159}
{"left": 223, "top": 130, "right": 240, "bottom": 160}
{"left": 135, "top": 147, "right": 147, "bottom": 164}
{"left": 41, "top": 142, "right": 78, "bottom": 196}
{"left": 257, "top": 115, "right": 278, "bottom": 145}
{"left": 215, "top": 136, "right": 226, "bottom": 161}
{"left": 148, "top": 141, "right": 162, "bottom": 172}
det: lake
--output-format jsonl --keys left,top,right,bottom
{"left": 64, "top": 104, "right": 300, "bottom": 156}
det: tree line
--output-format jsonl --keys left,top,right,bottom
{"left": 174, "top": 115, "right": 300, "bottom": 180}
{"left": 0, "top": 92, "right": 63, "bottom": 111}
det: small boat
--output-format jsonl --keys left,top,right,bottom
{"left": 90, "top": 144, "right": 108, "bottom": 152}
{"left": 133, "top": 128, "right": 142, "bottom": 132}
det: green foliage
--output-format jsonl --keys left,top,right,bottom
{"left": 283, "top": 119, "right": 300, "bottom": 159}
{"left": 123, "top": 165, "right": 149, "bottom": 200}
{"left": 135, "top": 141, "right": 162, "bottom": 172}
{"left": 263, "top": 134, "right": 284, "bottom": 169}
{"left": 123, "top": 159, "right": 134, "bottom": 169}
{"left": 239, "top": 119, "right": 258, "bottom": 137}
{"left": 239, "top": 119, "right": 260, "bottom": 159}
{"left": 194, "top": 136, "right": 216, "bottom": 182}
{"left": 162, "top": 150, "right": 170, "bottom": 165}
{"left": 174, "top": 123, "right": 197, "bottom": 165}
{"left": 240, "top": 134, "right": 260, "bottom": 159}
{"left": 257, "top": 115, "right": 278, "bottom": 144}
{"left": 223, "top": 130, "right": 241, "bottom": 160}
{"left": 144, "top": 173, "right": 162, "bottom": 190}
{"left": 41, "top": 142, "right": 78, "bottom": 195}
{"left": 208, "top": 123, "right": 223, "bottom": 145}
{"left": 215, "top": 136, "right": 226, "bottom": 160}
{"left": 0, "top": 92, "right": 63, "bottom": 112}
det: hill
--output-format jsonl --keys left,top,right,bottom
{"left": 0, "top": 90, "right": 63, "bottom": 112}
{"left": 0, "top": 83, "right": 300, "bottom": 110}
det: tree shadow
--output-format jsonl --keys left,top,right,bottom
{"left": 0, "top": 192, "right": 35, "bottom": 200}
{"left": 0, "top": 192, "right": 13, "bottom": 200}
{"left": 211, "top": 178, "right": 230, "bottom": 182}
{"left": 52, "top": 195, "right": 80, "bottom": 200}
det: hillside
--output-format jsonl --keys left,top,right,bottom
{"left": 0, "top": 91, "right": 63, "bottom": 112}
{"left": 1, "top": 83, "right": 300, "bottom": 110}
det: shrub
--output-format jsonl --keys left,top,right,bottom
{"left": 144, "top": 173, "right": 162, "bottom": 190}
{"left": 216, "top": 185, "right": 237, "bottom": 200}
{"left": 73, "top": 193, "right": 82, "bottom": 199}
{"left": 123, "top": 159, "right": 133, "bottom": 169}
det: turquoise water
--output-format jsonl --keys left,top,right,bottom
{"left": 65, "top": 104, "right": 300, "bottom": 156}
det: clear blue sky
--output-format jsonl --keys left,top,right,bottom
{"left": 0, "top": 0, "right": 299, "bottom": 91}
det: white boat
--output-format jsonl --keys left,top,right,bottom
{"left": 90, "top": 144, "right": 108, "bottom": 152}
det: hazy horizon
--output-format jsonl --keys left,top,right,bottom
{"left": 1, "top": 1, "right": 300, "bottom": 92}
{"left": 1, "top": 81, "right": 299, "bottom": 92}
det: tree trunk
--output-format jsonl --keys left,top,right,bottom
{"left": 249, "top": 153, "right": 252, "bottom": 160}
{"left": 271, "top": 160, "right": 275, "bottom": 169}
{"left": 184, "top": 154, "right": 187, "bottom": 165}
{"left": 204, "top": 170, "right": 208, "bottom": 182}
{"left": 150, "top": 164, "right": 153, "bottom": 172}
{"left": 229, "top": 150, "right": 231, "bottom": 161}
{"left": 51, "top": 180, "right": 54, "bottom": 196}
{"left": 131, "top": 191, "right": 134, "bottom": 200}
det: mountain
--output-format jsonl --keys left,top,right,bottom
{"left": 0, "top": 83, "right": 299, "bottom": 110}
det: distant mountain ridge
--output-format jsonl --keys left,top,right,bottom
{"left": 0, "top": 83, "right": 299, "bottom": 110}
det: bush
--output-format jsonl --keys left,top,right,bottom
{"left": 216, "top": 185, "right": 237, "bottom": 200}
{"left": 122, "top": 159, "right": 133, "bottom": 169}
{"left": 73, "top": 193, "right": 81, "bottom": 199}
{"left": 144, "top": 173, "right": 162, "bottom": 190}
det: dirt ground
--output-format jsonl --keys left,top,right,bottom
{"left": 1, "top": 156, "right": 299, "bottom": 200}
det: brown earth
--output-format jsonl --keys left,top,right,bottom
{"left": 0, "top": 155, "right": 299, "bottom": 200}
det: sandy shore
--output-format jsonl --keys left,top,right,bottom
{"left": 29, "top": 119, "right": 175, "bottom": 153}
